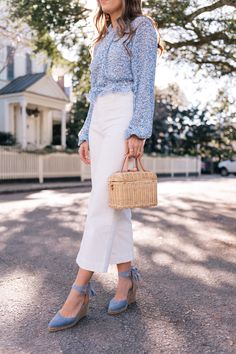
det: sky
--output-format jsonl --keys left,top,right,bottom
{"left": 84, "top": 0, "right": 235, "bottom": 109}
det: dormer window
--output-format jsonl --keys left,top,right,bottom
{"left": 7, "top": 45, "right": 14, "bottom": 80}
{"left": 26, "top": 53, "right": 32, "bottom": 74}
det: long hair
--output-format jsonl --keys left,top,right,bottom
{"left": 90, "top": 0, "right": 164, "bottom": 58}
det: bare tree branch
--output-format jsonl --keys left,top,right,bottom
{"left": 165, "top": 31, "right": 235, "bottom": 48}
{"left": 195, "top": 59, "right": 236, "bottom": 75}
{"left": 185, "top": 0, "right": 236, "bottom": 22}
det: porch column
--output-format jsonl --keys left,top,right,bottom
{"left": 21, "top": 100, "right": 27, "bottom": 149}
{"left": 61, "top": 110, "right": 66, "bottom": 148}
{"left": 9, "top": 104, "right": 14, "bottom": 134}
{"left": 4, "top": 101, "right": 9, "bottom": 132}
{"left": 47, "top": 110, "right": 53, "bottom": 144}
{"left": 36, "top": 113, "right": 40, "bottom": 147}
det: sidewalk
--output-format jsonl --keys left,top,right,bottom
{"left": 0, "top": 174, "right": 228, "bottom": 195}
{"left": 0, "top": 180, "right": 92, "bottom": 194}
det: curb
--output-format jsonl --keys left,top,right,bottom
{"left": 0, "top": 181, "right": 92, "bottom": 195}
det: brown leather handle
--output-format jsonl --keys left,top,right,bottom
{"left": 120, "top": 155, "right": 147, "bottom": 172}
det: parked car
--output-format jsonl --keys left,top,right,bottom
{"left": 218, "top": 157, "right": 236, "bottom": 176}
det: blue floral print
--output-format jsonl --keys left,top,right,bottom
{"left": 78, "top": 15, "right": 158, "bottom": 146}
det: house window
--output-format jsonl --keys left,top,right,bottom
{"left": 7, "top": 46, "right": 14, "bottom": 80}
{"left": 26, "top": 53, "right": 32, "bottom": 74}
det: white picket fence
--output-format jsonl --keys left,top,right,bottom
{"left": 0, "top": 148, "right": 201, "bottom": 183}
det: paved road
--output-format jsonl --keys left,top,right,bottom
{"left": 0, "top": 176, "right": 235, "bottom": 354}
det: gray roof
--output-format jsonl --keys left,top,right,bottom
{"left": 0, "top": 73, "right": 46, "bottom": 95}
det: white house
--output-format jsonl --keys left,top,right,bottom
{"left": 0, "top": 17, "right": 71, "bottom": 149}
{"left": 0, "top": 73, "right": 70, "bottom": 148}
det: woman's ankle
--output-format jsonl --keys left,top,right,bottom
{"left": 116, "top": 262, "right": 132, "bottom": 274}
{"left": 74, "top": 268, "right": 94, "bottom": 286}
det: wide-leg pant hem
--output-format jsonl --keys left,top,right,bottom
{"left": 76, "top": 254, "right": 134, "bottom": 273}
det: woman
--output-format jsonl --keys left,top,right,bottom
{"left": 48, "top": 0, "right": 162, "bottom": 332}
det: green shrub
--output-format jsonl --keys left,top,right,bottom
{"left": 0, "top": 132, "right": 16, "bottom": 145}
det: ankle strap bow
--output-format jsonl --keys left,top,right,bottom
{"left": 130, "top": 266, "right": 141, "bottom": 281}
{"left": 72, "top": 282, "right": 96, "bottom": 297}
{"left": 118, "top": 266, "right": 141, "bottom": 281}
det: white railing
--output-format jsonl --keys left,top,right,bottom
{"left": 0, "top": 147, "right": 201, "bottom": 183}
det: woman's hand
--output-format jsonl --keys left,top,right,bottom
{"left": 125, "top": 134, "right": 145, "bottom": 157}
{"left": 78, "top": 141, "right": 90, "bottom": 164}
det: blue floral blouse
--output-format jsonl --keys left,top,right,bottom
{"left": 78, "top": 15, "right": 158, "bottom": 146}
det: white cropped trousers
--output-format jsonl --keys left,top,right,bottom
{"left": 76, "top": 91, "right": 135, "bottom": 273}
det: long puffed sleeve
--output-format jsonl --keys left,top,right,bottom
{"left": 124, "top": 19, "right": 158, "bottom": 140}
{"left": 78, "top": 101, "right": 94, "bottom": 146}
{"left": 78, "top": 42, "right": 100, "bottom": 147}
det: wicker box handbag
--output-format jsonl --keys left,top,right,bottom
{"left": 108, "top": 155, "right": 157, "bottom": 209}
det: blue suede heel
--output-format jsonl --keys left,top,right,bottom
{"left": 107, "top": 266, "right": 141, "bottom": 315}
{"left": 48, "top": 282, "right": 96, "bottom": 332}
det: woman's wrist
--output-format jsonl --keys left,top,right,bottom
{"left": 129, "top": 134, "right": 145, "bottom": 141}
